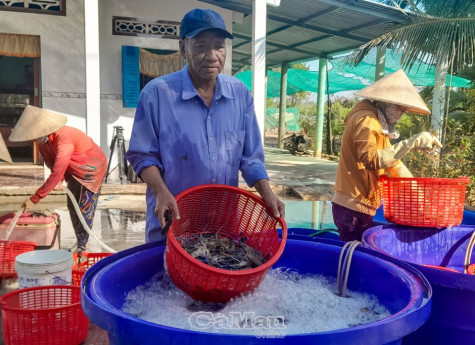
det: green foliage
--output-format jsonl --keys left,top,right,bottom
{"left": 401, "top": 89, "right": 475, "bottom": 206}
{"left": 327, "top": 98, "right": 357, "bottom": 137}
{"left": 395, "top": 113, "right": 430, "bottom": 138}
{"left": 298, "top": 103, "right": 316, "bottom": 144}
{"left": 297, "top": 97, "right": 358, "bottom": 154}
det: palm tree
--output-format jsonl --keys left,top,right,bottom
{"left": 345, "top": 0, "right": 475, "bottom": 142}
{"left": 346, "top": 0, "right": 475, "bottom": 71}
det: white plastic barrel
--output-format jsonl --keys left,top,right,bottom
{"left": 15, "top": 250, "right": 73, "bottom": 288}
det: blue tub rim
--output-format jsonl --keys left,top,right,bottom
{"left": 362, "top": 224, "right": 475, "bottom": 289}
{"left": 82, "top": 237, "right": 432, "bottom": 343}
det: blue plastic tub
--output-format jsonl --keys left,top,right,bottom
{"left": 362, "top": 225, "right": 475, "bottom": 345}
{"left": 286, "top": 227, "right": 340, "bottom": 240}
{"left": 373, "top": 206, "right": 475, "bottom": 226}
{"left": 82, "top": 238, "right": 431, "bottom": 345}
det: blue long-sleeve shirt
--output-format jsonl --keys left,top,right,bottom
{"left": 126, "top": 67, "right": 268, "bottom": 242}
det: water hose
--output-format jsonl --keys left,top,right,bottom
{"left": 336, "top": 241, "right": 361, "bottom": 297}
{"left": 3, "top": 207, "right": 25, "bottom": 241}
{"left": 64, "top": 187, "right": 117, "bottom": 253}
{"left": 464, "top": 229, "right": 475, "bottom": 274}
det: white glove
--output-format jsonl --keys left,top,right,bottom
{"left": 386, "top": 162, "right": 413, "bottom": 178}
{"left": 378, "top": 132, "right": 442, "bottom": 169}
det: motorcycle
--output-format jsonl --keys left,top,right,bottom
{"left": 281, "top": 133, "right": 312, "bottom": 156}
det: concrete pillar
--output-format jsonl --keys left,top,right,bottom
{"left": 432, "top": 57, "right": 448, "bottom": 138}
{"left": 252, "top": 0, "right": 267, "bottom": 142}
{"left": 84, "top": 0, "right": 101, "bottom": 144}
{"left": 278, "top": 63, "right": 288, "bottom": 149}
{"left": 314, "top": 58, "right": 327, "bottom": 158}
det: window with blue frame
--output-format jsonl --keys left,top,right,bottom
{"left": 122, "top": 46, "right": 183, "bottom": 108}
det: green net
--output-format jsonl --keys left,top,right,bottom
{"left": 265, "top": 107, "right": 300, "bottom": 131}
{"left": 235, "top": 49, "right": 471, "bottom": 97}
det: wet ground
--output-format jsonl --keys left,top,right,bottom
{"left": 0, "top": 140, "right": 338, "bottom": 344}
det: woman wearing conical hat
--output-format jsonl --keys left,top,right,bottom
{"left": 332, "top": 70, "right": 442, "bottom": 242}
{"left": 9, "top": 106, "right": 107, "bottom": 252}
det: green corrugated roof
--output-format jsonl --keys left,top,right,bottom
{"left": 236, "top": 50, "right": 471, "bottom": 97}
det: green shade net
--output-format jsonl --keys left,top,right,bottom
{"left": 265, "top": 107, "right": 300, "bottom": 131}
{"left": 235, "top": 49, "right": 471, "bottom": 97}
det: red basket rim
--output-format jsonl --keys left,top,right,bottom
{"left": 0, "top": 240, "right": 37, "bottom": 246}
{"left": 168, "top": 184, "right": 288, "bottom": 276}
{"left": 422, "top": 264, "right": 460, "bottom": 273}
{"left": 380, "top": 175, "right": 471, "bottom": 184}
{"left": 0, "top": 285, "right": 81, "bottom": 311}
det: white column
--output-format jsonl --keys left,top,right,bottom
{"left": 432, "top": 57, "right": 448, "bottom": 138}
{"left": 252, "top": 0, "right": 267, "bottom": 141}
{"left": 84, "top": 0, "right": 101, "bottom": 144}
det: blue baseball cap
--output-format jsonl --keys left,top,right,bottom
{"left": 180, "top": 9, "right": 233, "bottom": 39}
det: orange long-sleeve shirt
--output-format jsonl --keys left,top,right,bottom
{"left": 332, "top": 100, "right": 403, "bottom": 216}
{"left": 31, "top": 126, "right": 107, "bottom": 203}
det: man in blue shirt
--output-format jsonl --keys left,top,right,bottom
{"left": 126, "top": 8, "right": 285, "bottom": 243}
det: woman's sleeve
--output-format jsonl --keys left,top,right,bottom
{"left": 30, "top": 139, "right": 73, "bottom": 203}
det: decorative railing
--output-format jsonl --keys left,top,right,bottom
{"left": 0, "top": 0, "right": 65, "bottom": 15}
{"left": 113, "top": 16, "right": 180, "bottom": 39}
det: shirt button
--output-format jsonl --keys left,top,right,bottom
{"left": 210, "top": 137, "right": 214, "bottom": 141}
{"left": 208, "top": 116, "right": 211, "bottom": 120}
{"left": 211, "top": 178, "right": 216, "bottom": 182}
{"left": 211, "top": 157, "right": 216, "bottom": 161}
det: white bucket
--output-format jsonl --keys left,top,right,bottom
{"left": 15, "top": 250, "right": 73, "bottom": 288}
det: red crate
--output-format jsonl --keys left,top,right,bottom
{"left": 166, "top": 184, "right": 287, "bottom": 303}
{"left": 71, "top": 252, "right": 112, "bottom": 287}
{"left": 0, "top": 241, "right": 36, "bottom": 279}
{"left": 380, "top": 175, "right": 470, "bottom": 227}
{"left": 0, "top": 285, "right": 89, "bottom": 345}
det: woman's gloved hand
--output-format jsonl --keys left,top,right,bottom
{"left": 378, "top": 132, "right": 442, "bottom": 169}
{"left": 387, "top": 162, "right": 413, "bottom": 177}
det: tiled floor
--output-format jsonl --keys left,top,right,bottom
{"left": 0, "top": 163, "right": 44, "bottom": 187}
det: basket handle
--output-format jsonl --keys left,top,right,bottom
{"left": 161, "top": 210, "right": 172, "bottom": 235}
{"left": 464, "top": 229, "right": 475, "bottom": 273}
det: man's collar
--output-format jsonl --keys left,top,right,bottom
{"left": 180, "top": 67, "right": 233, "bottom": 101}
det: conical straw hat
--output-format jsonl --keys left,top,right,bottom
{"left": 9, "top": 106, "right": 67, "bottom": 142}
{"left": 355, "top": 69, "right": 430, "bottom": 115}
{"left": 0, "top": 134, "right": 12, "bottom": 164}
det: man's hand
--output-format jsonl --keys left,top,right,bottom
{"left": 140, "top": 166, "right": 181, "bottom": 229}
{"left": 261, "top": 192, "right": 285, "bottom": 219}
{"left": 154, "top": 189, "right": 180, "bottom": 229}
{"left": 21, "top": 198, "right": 35, "bottom": 210}
{"left": 253, "top": 179, "right": 285, "bottom": 219}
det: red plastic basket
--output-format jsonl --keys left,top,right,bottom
{"left": 380, "top": 175, "right": 471, "bottom": 227}
{"left": 166, "top": 184, "right": 287, "bottom": 303}
{"left": 0, "top": 241, "right": 37, "bottom": 279}
{"left": 71, "top": 252, "right": 112, "bottom": 287}
{"left": 0, "top": 285, "right": 89, "bottom": 345}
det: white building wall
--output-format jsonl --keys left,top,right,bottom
{"left": 0, "top": 0, "right": 233, "bottom": 162}
{"left": 0, "top": 1, "right": 87, "bottom": 131}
